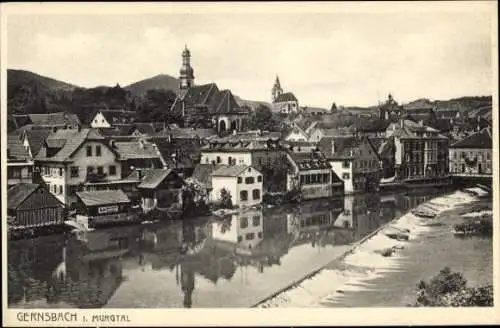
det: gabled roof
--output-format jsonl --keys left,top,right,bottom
{"left": 7, "top": 133, "right": 31, "bottom": 161}
{"left": 22, "top": 129, "right": 52, "bottom": 157}
{"left": 136, "top": 169, "right": 178, "bottom": 189}
{"left": 8, "top": 183, "right": 40, "bottom": 209}
{"left": 210, "top": 165, "right": 254, "bottom": 177}
{"left": 275, "top": 92, "right": 298, "bottom": 103}
{"left": 192, "top": 164, "right": 226, "bottom": 188}
{"left": 450, "top": 128, "right": 492, "bottom": 149}
{"left": 35, "top": 128, "right": 107, "bottom": 162}
{"left": 76, "top": 189, "right": 130, "bottom": 206}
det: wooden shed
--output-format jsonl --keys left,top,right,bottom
{"left": 7, "top": 183, "right": 65, "bottom": 229}
{"left": 75, "top": 190, "right": 136, "bottom": 229}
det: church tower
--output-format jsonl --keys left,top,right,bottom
{"left": 179, "top": 45, "right": 195, "bottom": 97}
{"left": 271, "top": 75, "right": 283, "bottom": 103}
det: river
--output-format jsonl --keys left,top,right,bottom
{"left": 7, "top": 187, "right": 492, "bottom": 308}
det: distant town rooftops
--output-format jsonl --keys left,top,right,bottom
{"left": 11, "top": 112, "right": 81, "bottom": 128}
{"left": 450, "top": 127, "right": 492, "bottom": 149}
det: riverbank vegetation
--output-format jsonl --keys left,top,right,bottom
{"left": 414, "top": 267, "right": 493, "bottom": 307}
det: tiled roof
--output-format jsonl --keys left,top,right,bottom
{"left": 287, "top": 150, "right": 331, "bottom": 170}
{"left": 35, "top": 128, "right": 106, "bottom": 162}
{"left": 275, "top": 92, "right": 298, "bottom": 103}
{"left": 15, "top": 112, "right": 81, "bottom": 127}
{"left": 317, "top": 136, "right": 362, "bottom": 160}
{"left": 136, "top": 169, "right": 176, "bottom": 189}
{"left": 23, "top": 129, "right": 52, "bottom": 157}
{"left": 97, "top": 125, "right": 134, "bottom": 137}
{"left": 210, "top": 165, "right": 252, "bottom": 177}
{"left": 151, "top": 137, "right": 202, "bottom": 168}
{"left": 192, "top": 164, "right": 226, "bottom": 188}
{"left": 7, "top": 183, "right": 40, "bottom": 209}
{"left": 450, "top": 128, "right": 492, "bottom": 149}
{"left": 171, "top": 83, "right": 244, "bottom": 115}
{"left": 76, "top": 190, "right": 130, "bottom": 206}
{"left": 113, "top": 141, "right": 161, "bottom": 160}
{"left": 7, "top": 133, "right": 31, "bottom": 160}
{"left": 156, "top": 128, "right": 217, "bottom": 139}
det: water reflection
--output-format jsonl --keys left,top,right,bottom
{"left": 8, "top": 189, "right": 447, "bottom": 308}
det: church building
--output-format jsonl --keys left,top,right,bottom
{"left": 170, "top": 45, "right": 249, "bottom": 135}
{"left": 271, "top": 76, "right": 299, "bottom": 114}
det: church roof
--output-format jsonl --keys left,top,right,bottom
{"left": 170, "top": 83, "right": 243, "bottom": 115}
{"left": 275, "top": 92, "right": 298, "bottom": 103}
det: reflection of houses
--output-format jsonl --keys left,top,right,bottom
{"left": 7, "top": 133, "right": 34, "bottom": 187}
{"left": 449, "top": 127, "right": 492, "bottom": 178}
{"left": 286, "top": 151, "right": 344, "bottom": 199}
{"left": 210, "top": 165, "right": 263, "bottom": 207}
{"left": 318, "top": 136, "right": 381, "bottom": 194}
{"left": 339, "top": 194, "right": 383, "bottom": 240}
{"left": 212, "top": 210, "right": 264, "bottom": 252}
{"left": 75, "top": 190, "right": 135, "bottom": 229}
{"left": 171, "top": 46, "right": 250, "bottom": 134}
{"left": 7, "top": 183, "right": 65, "bottom": 229}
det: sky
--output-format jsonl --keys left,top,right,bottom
{"left": 5, "top": 2, "right": 496, "bottom": 108}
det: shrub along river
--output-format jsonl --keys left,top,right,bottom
{"left": 7, "top": 187, "right": 492, "bottom": 308}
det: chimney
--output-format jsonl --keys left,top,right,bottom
{"left": 331, "top": 139, "right": 335, "bottom": 154}
{"left": 418, "top": 120, "right": 423, "bottom": 126}
{"left": 139, "top": 139, "right": 144, "bottom": 149}
{"left": 232, "top": 129, "right": 237, "bottom": 135}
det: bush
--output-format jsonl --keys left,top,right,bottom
{"left": 415, "top": 267, "right": 493, "bottom": 307}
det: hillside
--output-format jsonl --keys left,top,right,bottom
{"left": 124, "top": 74, "right": 180, "bottom": 96}
{"left": 7, "top": 69, "right": 78, "bottom": 92}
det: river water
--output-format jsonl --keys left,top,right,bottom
{"left": 7, "top": 187, "right": 492, "bottom": 308}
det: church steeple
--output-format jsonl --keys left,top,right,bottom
{"left": 271, "top": 75, "right": 283, "bottom": 103}
{"left": 179, "top": 45, "right": 195, "bottom": 96}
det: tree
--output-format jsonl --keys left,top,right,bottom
{"left": 136, "top": 89, "right": 179, "bottom": 123}
{"left": 331, "top": 102, "right": 337, "bottom": 112}
{"left": 248, "top": 105, "right": 280, "bottom": 132}
{"left": 414, "top": 267, "right": 493, "bottom": 307}
{"left": 219, "top": 188, "right": 233, "bottom": 209}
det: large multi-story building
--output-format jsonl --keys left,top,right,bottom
{"left": 449, "top": 127, "right": 492, "bottom": 177}
{"left": 387, "top": 119, "right": 450, "bottom": 183}
{"left": 318, "top": 136, "right": 381, "bottom": 194}
{"left": 34, "top": 127, "right": 124, "bottom": 206}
